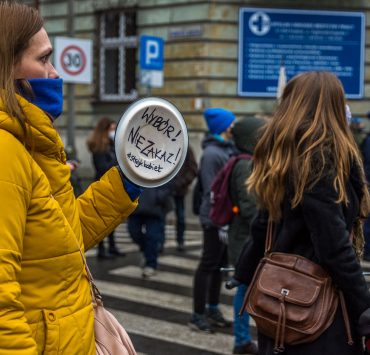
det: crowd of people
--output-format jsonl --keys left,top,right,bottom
{"left": 3, "top": 2, "right": 370, "bottom": 355}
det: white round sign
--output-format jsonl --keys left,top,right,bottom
{"left": 54, "top": 37, "right": 92, "bottom": 84}
{"left": 115, "top": 97, "right": 188, "bottom": 188}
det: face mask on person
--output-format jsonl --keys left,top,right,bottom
{"left": 27, "top": 78, "right": 64, "bottom": 120}
{"left": 108, "top": 130, "right": 115, "bottom": 141}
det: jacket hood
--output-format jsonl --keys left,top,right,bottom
{"left": 201, "top": 133, "right": 234, "bottom": 150}
{"left": 0, "top": 95, "right": 64, "bottom": 158}
{"left": 232, "top": 116, "right": 266, "bottom": 154}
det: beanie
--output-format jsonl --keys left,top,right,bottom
{"left": 232, "top": 116, "right": 266, "bottom": 153}
{"left": 204, "top": 108, "right": 236, "bottom": 135}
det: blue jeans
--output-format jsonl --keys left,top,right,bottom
{"left": 233, "top": 283, "right": 252, "bottom": 346}
{"left": 127, "top": 215, "right": 163, "bottom": 268}
{"left": 174, "top": 195, "right": 185, "bottom": 245}
{"left": 157, "top": 216, "right": 166, "bottom": 251}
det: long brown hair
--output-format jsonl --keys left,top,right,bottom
{"left": 247, "top": 71, "right": 370, "bottom": 222}
{"left": 0, "top": 2, "right": 44, "bottom": 140}
{"left": 87, "top": 117, "right": 114, "bottom": 153}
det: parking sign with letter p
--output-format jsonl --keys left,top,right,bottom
{"left": 140, "top": 35, "right": 164, "bottom": 70}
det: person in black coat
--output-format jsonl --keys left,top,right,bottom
{"left": 87, "top": 117, "right": 125, "bottom": 259}
{"left": 171, "top": 145, "right": 198, "bottom": 251}
{"left": 227, "top": 116, "right": 266, "bottom": 355}
{"left": 127, "top": 183, "right": 173, "bottom": 278}
{"left": 189, "top": 108, "right": 236, "bottom": 333}
{"left": 357, "top": 114, "right": 370, "bottom": 261}
{"left": 235, "top": 71, "right": 370, "bottom": 355}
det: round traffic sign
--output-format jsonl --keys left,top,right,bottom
{"left": 60, "top": 45, "right": 87, "bottom": 75}
{"left": 115, "top": 97, "right": 188, "bottom": 188}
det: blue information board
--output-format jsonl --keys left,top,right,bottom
{"left": 238, "top": 8, "right": 365, "bottom": 98}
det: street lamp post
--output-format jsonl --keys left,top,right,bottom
{"left": 66, "top": 0, "right": 76, "bottom": 158}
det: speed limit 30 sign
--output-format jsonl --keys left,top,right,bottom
{"left": 61, "top": 45, "right": 86, "bottom": 75}
{"left": 54, "top": 37, "right": 92, "bottom": 84}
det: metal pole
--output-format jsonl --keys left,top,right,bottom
{"left": 66, "top": 0, "right": 75, "bottom": 157}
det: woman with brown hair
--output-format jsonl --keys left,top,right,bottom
{"left": 87, "top": 117, "right": 126, "bottom": 258}
{"left": 235, "top": 71, "right": 370, "bottom": 354}
{"left": 0, "top": 2, "right": 139, "bottom": 353}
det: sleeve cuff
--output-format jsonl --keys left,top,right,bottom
{"left": 358, "top": 308, "right": 370, "bottom": 335}
{"left": 116, "top": 166, "right": 142, "bottom": 201}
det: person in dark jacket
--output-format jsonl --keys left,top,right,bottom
{"left": 128, "top": 183, "right": 173, "bottom": 277}
{"left": 189, "top": 108, "right": 236, "bottom": 333}
{"left": 362, "top": 132, "right": 370, "bottom": 261}
{"left": 87, "top": 117, "right": 126, "bottom": 259}
{"left": 357, "top": 113, "right": 370, "bottom": 261}
{"left": 235, "top": 71, "right": 370, "bottom": 355}
{"left": 171, "top": 145, "right": 198, "bottom": 251}
{"left": 228, "top": 116, "right": 266, "bottom": 355}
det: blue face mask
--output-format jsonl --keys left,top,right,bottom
{"left": 26, "top": 78, "right": 64, "bottom": 120}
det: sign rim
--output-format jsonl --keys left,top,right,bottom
{"left": 115, "top": 97, "right": 188, "bottom": 188}
{"left": 60, "top": 44, "right": 87, "bottom": 76}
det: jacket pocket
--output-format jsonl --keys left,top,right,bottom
{"left": 30, "top": 312, "right": 45, "bottom": 354}
{"left": 42, "top": 309, "right": 60, "bottom": 354}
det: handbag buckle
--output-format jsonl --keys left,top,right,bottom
{"left": 281, "top": 288, "right": 289, "bottom": 296}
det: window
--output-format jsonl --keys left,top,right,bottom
{"left": 99, "top": 11, "right": 137, "bottom": 101}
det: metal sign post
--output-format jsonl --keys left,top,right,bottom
{"left": 55, "top": 0, "right": 92, "bottom": 158}
{"left": 67, "top": 0, "right": 75, "bottom": 156}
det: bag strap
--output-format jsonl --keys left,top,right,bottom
{"left": 265, "top": 219, "right": 353, "bottom": 348}
{"left": 339, "top": 290, "right": 354, "bottom": 345}
{"left": 264, "top": 219, "right": 273, "bottom": 254}
{"left": 77, "top": 247, "right": 102, "bottom": 304}
{"left": 71, "top": 232, "right": 103, "bottom": 305}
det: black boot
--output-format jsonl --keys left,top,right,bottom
{"left": 108, "top": 233, "right": 126, "bottom": 256}
{"left": 97, "top": 242, "right": 113, "bottom": 259}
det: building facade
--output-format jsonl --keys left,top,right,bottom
{"left": 22, "top": 0, "right": 370, "bottom": 182}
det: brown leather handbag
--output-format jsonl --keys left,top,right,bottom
{"left": 240, "top": 221, "right": 353, "bottom": 353}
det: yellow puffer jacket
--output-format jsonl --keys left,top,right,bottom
{"left": 0, "top": 96, "right": 138, "bottom": 354}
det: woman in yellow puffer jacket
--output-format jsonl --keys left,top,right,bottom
{"left": 0, "top": 3, "right": 140, "bottom": 354}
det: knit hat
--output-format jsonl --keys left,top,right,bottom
{"left": 232, "top": 116, "right": 266, "bottom": 154}
{"left": 204, "top": 108, "right": 236, "bottom": 135}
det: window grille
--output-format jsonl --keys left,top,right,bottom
{"left": 99, "top": 11, "right": 138, "bottom": 101}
